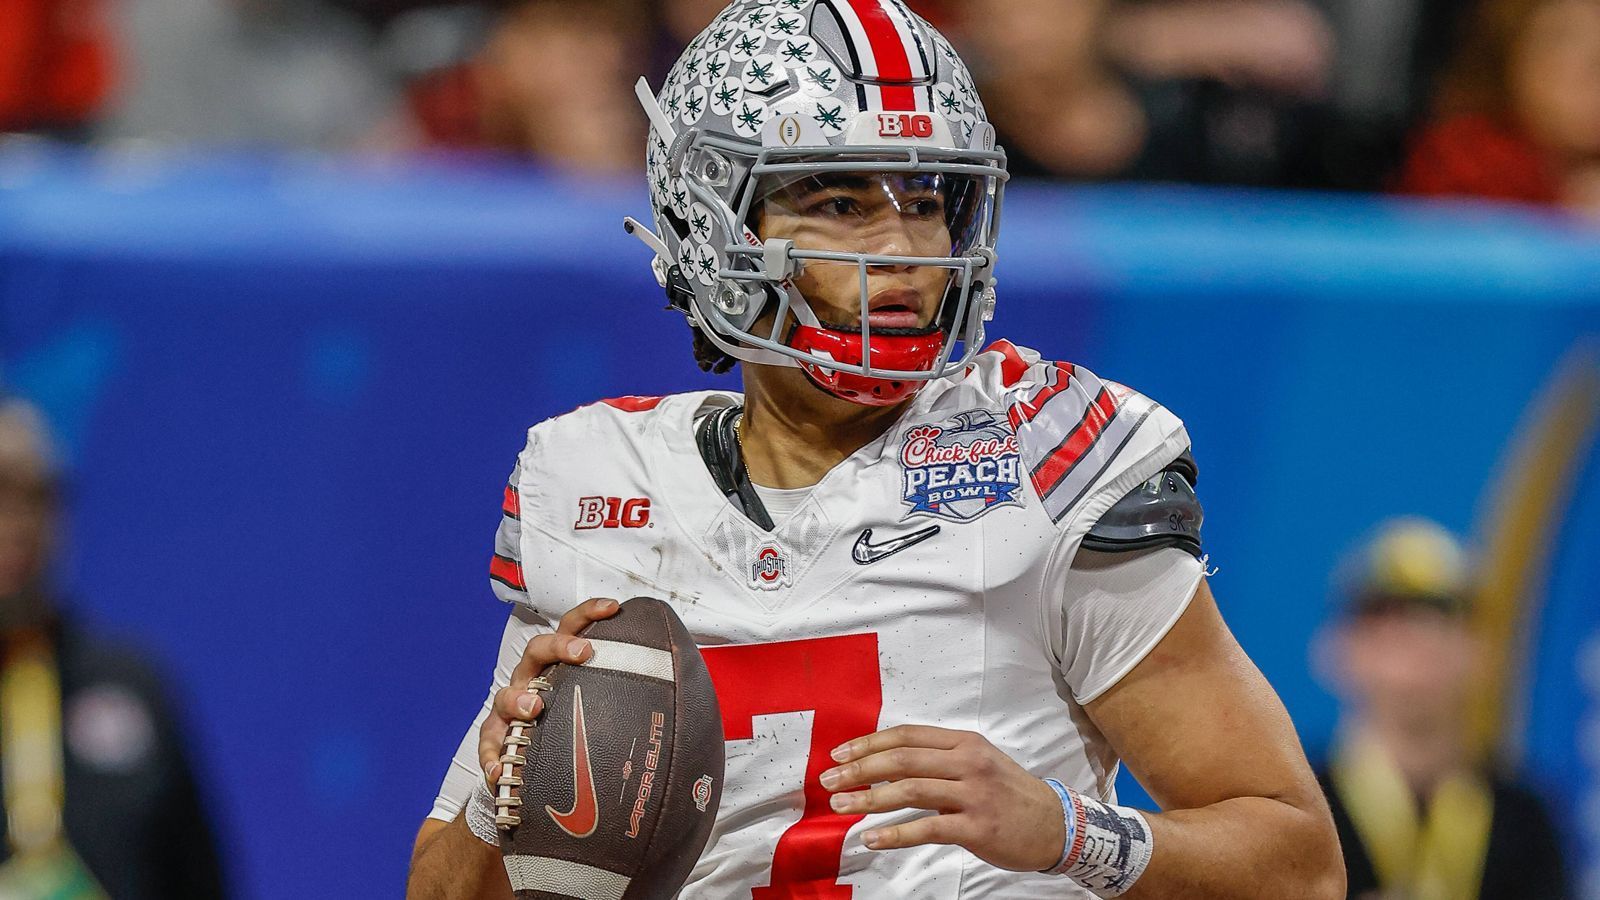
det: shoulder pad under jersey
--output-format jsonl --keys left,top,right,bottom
{"left": 1081, "top": 450, "right": 1203, "bottom": 559}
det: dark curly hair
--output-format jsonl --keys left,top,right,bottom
{"left": 691, "top": 325, "right": 739, "bottom": 374}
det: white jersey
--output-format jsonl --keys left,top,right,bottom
{"left": 439, "top": 342, "right": 1204, "bottom": 898}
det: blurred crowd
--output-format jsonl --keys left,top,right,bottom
{"left": 5, "top": 0, "right": 1600, "bottom": 215}
{"left": 0, "top": 5, "right": 1587, "bottom": 899}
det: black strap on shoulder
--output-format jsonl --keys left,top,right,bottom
{"left": 1081, "top": 449, "right": 1204, "bottom": 559}
{"left": 695, "top": 405, "right": 775, "bottom": 532}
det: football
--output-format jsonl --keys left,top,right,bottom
{"left": 495, "top": 596, "right": 724, "bottom": 900}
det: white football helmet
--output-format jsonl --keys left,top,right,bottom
{"left": 625, "top": 0, "right": 1008, "bottom": 406}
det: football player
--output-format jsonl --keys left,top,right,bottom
{"left": 408, "top": 2, "right": 1343, "bottom": 898}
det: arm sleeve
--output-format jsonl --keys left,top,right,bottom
{"left": 428, "top": 604, "right": 553, "bottom": 822}
{"left": 1055, "top": 546, "right": 1206, "bottom": 704}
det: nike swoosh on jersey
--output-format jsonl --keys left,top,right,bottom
{"left": 545, "top": 683, "right": 599, "bottom": 838}
{"left": 852, "top": 525, "right": 941, "bottom": 565}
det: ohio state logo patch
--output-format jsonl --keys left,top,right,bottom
{"left": 692, "top": 774, "right": 715, "bottom": 813}
{"left": 900, "top": 410, "right": 1024, "bottom": 522}
{"left": 749, "top": 542, "right": 791, "bottom": 591}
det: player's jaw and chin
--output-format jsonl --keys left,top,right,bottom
{"left": 741, "top": 257, "right": 953, "bottom": 408}
{"left": 752, "top": 214, "right": 953, "bottom": 338}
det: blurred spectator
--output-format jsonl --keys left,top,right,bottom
{"left": 652, "top": 0, "right": 953, "bottom": 62}
{"left": 1313, "top": 518, "right": 1569, "bottom": 900}
{"left": 1110, "top": 0, "right": 1334, "bottom": 98}
{"left": 0, "top": 0, "right": 116, "bottom": 138}
{"left": 402, "top": 0, "right": 648, "bottom": 173}
{"left": 1399, "top": 0, "right": 1600, "bottom": 215}
{"left": 658, "top": 0, "right": 730, "bottom": 45}
{"left": 0, "top": 398, "right": 227, "bottom": 899}
{"left": 948, "top": 0, "right": 1335, "bottom": 184}
{"left": 103, "top": 0, "right": 395, "bottom": 150}
{"left": 949, "top": 0, "right": 1144, "bottom": 180}
{"left": 1310, "top": 0, "right": 1479, "bottom": 189}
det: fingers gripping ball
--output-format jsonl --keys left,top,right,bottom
{"left": 493, "top": 675, "right": 553, "bottom": 829}
{"left": 496, "top": 597, "right": 725, "bottom": 900}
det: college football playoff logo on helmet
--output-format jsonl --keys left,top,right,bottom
{"left": 900, "top": 410, "right": 1024, "bottom": 522}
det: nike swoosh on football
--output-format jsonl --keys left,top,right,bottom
{"left": 545, "top": 683, "right": 599, "bottom": 838}
{"left": 852, "top": 525, "right": 941, "bottom": 565}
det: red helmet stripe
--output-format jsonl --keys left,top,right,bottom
{"left": 842, "top": 0, "right": 920, "bottom": 110}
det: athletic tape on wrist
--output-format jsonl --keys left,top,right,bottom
{"left": 466, "top": 779, "right": 501, "bottom": 847}
{"left": 1041, "top": 778, "right": 1154, "bottom": 898}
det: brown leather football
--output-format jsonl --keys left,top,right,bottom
{"left": 495, "top": 596, "right": 724, "bottom": 900}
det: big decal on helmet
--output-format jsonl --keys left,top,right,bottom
{"left": 623, "top": 0, "right": 1009, "bottom": 407}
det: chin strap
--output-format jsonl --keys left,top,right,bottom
{"left": 625, "top": 218, "right": 700, "bottom": 319}
{"left": 634, "top": 77, "right": 677, "bottom": 147}
{"left": 623, "top": 217, "right": 670, "bottom": 260}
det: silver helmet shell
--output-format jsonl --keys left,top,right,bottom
{"left": 629, "top": 0, "right": 1008, "bottom": 384}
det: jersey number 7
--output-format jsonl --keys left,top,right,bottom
{"left": 702, "top": 633, "right": 883, "bottom": 898}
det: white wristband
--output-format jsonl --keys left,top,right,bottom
{"left": 1041, "top": 778, "right": 1154, "bottom": 898}
{"left": 465, "top": 779, "right": 501, "bottom": 847}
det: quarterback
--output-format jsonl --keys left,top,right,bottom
{"left": 408, "top": 1, "right": 1342, "bottom": 898}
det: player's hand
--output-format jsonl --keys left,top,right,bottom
{"left": 477, "top": 597, "right": 622, "bottom": 790}
{"left": 820, "top": 724, "right": 1065, "bottom": 872}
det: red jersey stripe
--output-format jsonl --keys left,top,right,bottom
{"left": 1006, "top": 362, "right": 1077, "bottom": 430}
{"left": 986, "top": 339, "right": 1032, "bottom": 387}
{"left": 490, "top": 554, "right": 527, "bottom": 592}
{"left": 502, "top": 484, "right": 520, "bottom": 518}
{"left": 599, "top": 396, "right": 664, "bottom": 413}
{"left": 1030, "top": 387, "right": 1118, "bottom": 499}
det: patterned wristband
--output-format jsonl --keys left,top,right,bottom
{"left": 1042, "top": 778, "right": 1080, "bottom": 872}
{"left": 465, "top": 779, "right": 501, "bottom": 847}
{"left": 1040, "top": 778, "right": 1154, "bottom": 898}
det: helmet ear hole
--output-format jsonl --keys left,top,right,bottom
{"left": 665, "top": 265, "right": 697, "bottom": 314}
{"left": 663, "top": 208, "right": 690, "bottom": 241}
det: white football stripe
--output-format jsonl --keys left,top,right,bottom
{"left": 503, "top": 857, "right": 632, "bottom": 900}
{"left": 583, "top": 640, "right": 675, "bottom": 682}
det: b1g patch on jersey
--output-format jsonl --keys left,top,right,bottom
{"left": 900, "top": 410, "right": 1025, "bottom": 522}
